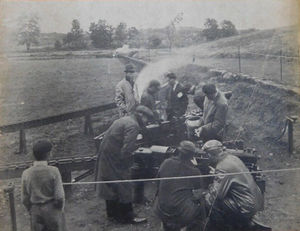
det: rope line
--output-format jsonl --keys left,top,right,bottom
{"left": 63, "top": 167, "right": 300, "bottom": 185}
{"left": 243, "top": 52, "right": 299, "bottom": 60}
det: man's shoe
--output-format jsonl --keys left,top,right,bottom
{"left": 130, "top": 217, "right": 147, "bottom": 224}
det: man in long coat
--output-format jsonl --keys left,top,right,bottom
{"left": 115, "top": 64, "right": 139, "bottom": 117}
{"left": 195, "top": 84, "right": 228, "bottom": 142}
{"left": 96, "top": 106, "right": 153, "bottom": 224}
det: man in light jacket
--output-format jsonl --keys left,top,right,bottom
{"left": 195, "top": 84, "right": 228, "bottom": 142}
{"left": 115, "top": 64, "right": 139, "bottom": 117}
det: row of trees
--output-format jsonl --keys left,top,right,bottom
{"left": 17, "top": 16, "right": 239, "bottom": 51}
{"left": 202, "top": 18, "right": 238, "bottom": 41}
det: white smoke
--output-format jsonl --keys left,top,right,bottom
{"left": 135, "top": 54, "right": 193, "bottom": 100}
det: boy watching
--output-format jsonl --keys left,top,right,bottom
{"left": 21, "top": 140, "right": 66, "bottom": 231}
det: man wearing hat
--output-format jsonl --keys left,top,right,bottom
{"left": 140, "top": 79, "right": 161, "bottom": 120}
{"left": 154, "top": 141, "right": 206, "bottom": 231}
{"left": 115, "top": 63, "right": 139, "bottom": 117}
{"left": 165, "top": 72, "right": 189, "bottom": 120}
{"left": 21, "top": 140, "right": 66, "bottom": 231}
{"left": 194, "top": 84, "right": 228, "bottom": 142}
{"left": 202, "top": 140, "right": 263, "bottom": 231}
{"left": 96, "top": 105, "right": 153, "bottom": 224}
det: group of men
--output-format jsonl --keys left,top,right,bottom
{"left": 96, "top": 63, "right": 264, "bottom": 230}
{"left": 21, "top": 63, "right": 264, "bottom": 231}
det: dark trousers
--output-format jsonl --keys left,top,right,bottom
{"left": 105, "top": 200, "right": 134, "bottom": 222}
{"left": 30, "top": 203, "right": 66, "bottom": 231}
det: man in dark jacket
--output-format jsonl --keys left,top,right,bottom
{"left": 195, "top": 84, "right": 228, "bottom": 142}
{"left": 202, "top": 140, "right": 264, "bottom": 231}
{"left": 96, "top": 105, "right": 154, "bottom": 224}
{"left": 155, "top": 141, "right": 206, "bottom": 231}
{"left": 165, "top": 72, "right": 188, "bottom": 120}
{"left": 140, "top": 79, "right": 161, "bottom": 120}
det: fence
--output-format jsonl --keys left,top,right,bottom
{"left": 0, "top": 102, "right": 117, "bottom": 154}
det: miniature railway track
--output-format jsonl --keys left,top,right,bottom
{"left": 0, "top": 155, "right": 97, "bottom": 180}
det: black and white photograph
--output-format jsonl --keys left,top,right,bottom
{"left": 0, "top": 0, "right": 299, "bottom": 230}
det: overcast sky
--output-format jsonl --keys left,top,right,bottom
{"left": 1, "top": 0, "right": 298, "bottom": 33}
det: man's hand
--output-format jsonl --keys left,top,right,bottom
{"left": 195, "top": 127, "right": 203, "bottom": 137}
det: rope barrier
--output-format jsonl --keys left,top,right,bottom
{"left": 243, "top": 52, "right": 299, "bottom": 60}
{"left": 62, "top": 166, "right": 300, "bottom": 185}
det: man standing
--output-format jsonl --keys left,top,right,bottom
{"left": 165, "top": 72, "right": 188, "bottom": 120}
{"left": 140, "top": 79, "right": 161, "bottom": 120}
{"left": 96, "top": 105, "right": 153, "bottom": 224}
{"left": 155, "top": 141, "right": 206, "bottom": 231}
{"left": 195, "top": 84, "right": 228, "bottom": 142}
{"left": 21, "top": 140, "right": 66, "bottom": 231}
{"left": 202, "top": 140, "right": 264, "bottom": 231}
{"left": 115, "top": 64, "right": 139, "bottom": 117}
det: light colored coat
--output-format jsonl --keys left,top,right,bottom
{"left": 115, "top": 79, "right": 139, "bottom": 117}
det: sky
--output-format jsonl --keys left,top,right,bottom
{"left": 0, "top": 0, "right": 299, "bottom": 33}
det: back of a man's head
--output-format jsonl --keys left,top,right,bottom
{"left": 202, "top": 140, "right": 223, "bottom": 156}
{"left": 202, "top": 84, "right": 217, "bottom": 95}
{"left": 178, "top": 140, "right": 196, "bottom": 161}
{"left": 33, "top": 140, "right": 52, "bottom": 161}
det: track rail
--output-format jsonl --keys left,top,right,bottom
{"left": 0, "top": 155, "right": 97, "bottom": 180}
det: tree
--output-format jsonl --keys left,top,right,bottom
{"left": 63, "top": 19, "right": 87, "bottom": 49}
{"left": 202, "top": 18, "right": 219, "bottom": 41}
{"left": 17, "top": 15, "right": 40, "bottom": 51}
{"left": 127, "top": 27, "right": 140, "bottom": 48}
{"left": 113, "top": 22, "right": 128, "bottom": 48}
{"left": 165, "top": 12, "right": 183, "bottom": 50}
{"left": 148, "top": 35, "right": 162, "bottom": 48}
{"left": 220, "top": 20, "right": 238, "bottom": 37}
{"left": 89, "top": 20, "right": 114, "bottom": 49}
{"left": 54, "top": 40, "right": 62, "bottom": 50}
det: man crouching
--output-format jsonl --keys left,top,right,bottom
{"left": 202, "top": 140, "right": 263, "bottom": 231}
{"left": 154, "top": 141, "right": 206, "bottom": 231}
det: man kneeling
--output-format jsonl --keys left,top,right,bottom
{"left": 154, "top": 141, "right": 206, "bottom": 231}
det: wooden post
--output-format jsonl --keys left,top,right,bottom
{"left": 280, "top": 49, "right": 283, "bottom": 81}
{"left": 287, "top": 116, "right": 298, "bottom": 155}
{"left": 4, "top": 183, "right": 17, "bottom": 231}
{"left": 238, "top": 45, "right": 241, "bottom": 73}
{"left": 19, "top": 129, "right": 26, "bottom": 154}
{"left": 84, "top": 115, "right": 94, "bottom": 136}
{"left": 60, "top": 168, "right": 72, "bottom": 197}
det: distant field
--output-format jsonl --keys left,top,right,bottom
{"left": 0, "top": 57, "right": 124, "bottom": 125}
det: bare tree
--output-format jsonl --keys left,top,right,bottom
{"left": 165, "top": 12, "right": 183, "bottom": 50}
{"left": 17, "top": 15, "right": 40, "bottom": 51}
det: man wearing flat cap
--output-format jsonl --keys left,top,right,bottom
{"left": 195, "top": 84, "right": 228, "bottom": 142}
{"left": 155, "top": 140, "right": 206, "bottom": 231}
{"left": 202, "top": 140, "right": 263, "bottom": 231}
{"left": 21, "top": 140, "right": 66, "bottom": 231}
{"left": 115, "top": 63, "right": 139, "bottom": 117}
{"left": 165, "top": 72, "right": 189, "bottom": 120}
{"left": 96, "top": 105, "right": 153, "bottom": 224}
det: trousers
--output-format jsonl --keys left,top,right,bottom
{"left": 30, "top": 202, "right": 66, "bottom": 231}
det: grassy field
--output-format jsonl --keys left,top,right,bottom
{"left": 0, "top": 57, "right": 123, "bottom": 125}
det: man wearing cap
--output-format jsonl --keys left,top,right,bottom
{"left": 115, "top": 63, "right": 139, "bottom": 117}
{"left": 165, "top": 72, "right": 189, "bottom": 120}
{"left": 195, "top": 84, "right": 228, "bottom": 142}
{"left": 96, "top": 105, "right": 153, "bottom": 224}
{"left": 21, "top": 140, "right": 66, "bottom": 231}
{"left": 202, "top": 140, "right": 263, "bottom": 231}
{"left": 154, "top": 141, "right": 206, "bottom": 231}
{"left": 140, "top": 79, "right": 161, "bottom": 120}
